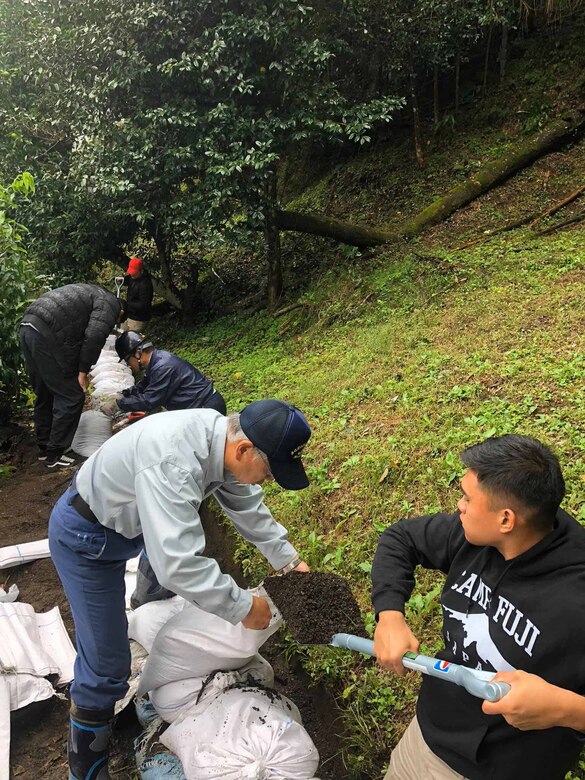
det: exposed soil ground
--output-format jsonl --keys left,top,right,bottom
{"left": 1, "top": 420, "right": 347, "bottom": 779}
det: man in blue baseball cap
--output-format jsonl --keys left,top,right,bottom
{"left": 48, "top": 399, "right": 311, "bottom": 780}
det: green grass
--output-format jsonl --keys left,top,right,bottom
{"left": 149, "top": 22, "right": 585, "bottom": 773}
{"left": 154, "top": 216, "right": 585, "bottom": 777}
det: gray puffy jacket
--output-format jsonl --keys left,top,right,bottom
{"left": 21, "top": 283, "right": 121, "bottom": 374}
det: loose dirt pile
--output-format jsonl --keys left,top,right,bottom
{"left": 264, "top": 570, "right": 366, "bottom": 645}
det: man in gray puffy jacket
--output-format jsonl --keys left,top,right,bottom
{"left": 20, "top": 283, "right": 123, "bottom": 468}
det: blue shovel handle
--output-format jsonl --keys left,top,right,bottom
{"left": 330, "top": 633, "right": 510, "bottom": 702}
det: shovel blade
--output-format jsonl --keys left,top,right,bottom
{"left": 263, "top": 571, "right": 365, "bottom": 645}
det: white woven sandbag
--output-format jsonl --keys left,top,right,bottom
{"left": 137, "top": 586, "right": 282, "bottom": 697}
{"left": 92, "top": 376, "right": 134, "bottom": 397}
{"left": 89, "top": 362, "right": 130, "bottom": 380}
{"left": 128, "top": 597, "right": 187, "bottom": 653}
{"left": 104, "top": 334, "right": 117, "bottom": 351}
{"left": 160, "top": 686, "right": 319, "bottom": 780}
{"left": 150, "top": 654, "right": 274, "bottom": 724}
{"left": 91, "top": 353, "right": 120, "bottom": 367}
{"left": 71, "top": 410, "right": 112, "bottom": 457}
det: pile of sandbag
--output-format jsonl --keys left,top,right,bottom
{"left": 70, "top": 334, "right": 135, "bottom": 457}
{"left": 128, "top": 587, "right": 320, "bottom": 780}
{"left": 89, "top": 333, "right": 134, "bottom": 400}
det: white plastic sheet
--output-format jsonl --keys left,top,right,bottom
{"left": 0, "top": 584, "right": 19, "bottom": 602}
{"left": 0, "top": 602, "right": 75, "bottom": 685}
{"left": 0, "top": 675, "right": 10, "bottom": 780}
{"left": 0, "top": 539, "right": 50, "bottom": 570}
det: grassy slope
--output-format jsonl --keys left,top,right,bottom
{"left": 155, "top": 22, "right": 585, "bottom": 779}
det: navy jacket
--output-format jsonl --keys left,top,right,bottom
{"left": 21, "top": 283, "right": 121, "bottom": 374}
{"left": 118, "top": 349, "right": 215, "bottom": 412}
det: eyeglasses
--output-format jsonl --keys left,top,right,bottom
{"left": 255, "top": 449, "right": 273, "bottom": 480}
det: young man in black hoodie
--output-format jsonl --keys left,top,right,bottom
{"left": 372, "top": 434, "right": 585, "bottom": 780}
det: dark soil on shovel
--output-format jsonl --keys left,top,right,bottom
{"left": 264, "top": 570, "right": 366, "bottom": 644}
{"left": 1, "top": 421, "right": 350, "bottom": 780}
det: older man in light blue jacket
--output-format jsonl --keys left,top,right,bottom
{"left": 48, "top": 399, "right": 311, "bottom": 780}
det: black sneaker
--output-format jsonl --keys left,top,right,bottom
{"left": 38, "top": 446, "right": 48, "bottom": 461}
{"left": 46, "top": 453, "right": 78, "bottom": 469}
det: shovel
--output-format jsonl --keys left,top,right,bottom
{"left": 263, "top": 572, "right": 510, "bottom": 703}
{"left": 330, "top": 633, "right": 510, "bottom": 702}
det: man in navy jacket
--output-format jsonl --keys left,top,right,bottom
{"left": 111, "top": 330, "right": 226, "bottom": 415}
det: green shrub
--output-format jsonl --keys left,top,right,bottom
{"left": 0, "top": 172, "right": 35, "bottom": 420}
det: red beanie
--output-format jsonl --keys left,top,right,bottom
{"left": 128, "top": 257, "right": 143, "bottom": 274}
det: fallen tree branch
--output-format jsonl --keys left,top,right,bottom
{"left": 277, "top": 109, "right": 585, "bottom": 249}
{"left": 529, "top": 184, "right": 585, "bottom": 227}
{"left": 400, "top": 110, "right": 585, "bottom": 237}
{"left": 272, "top": 302, "right": 307, "bottom": 318}
{"left": 276, "top": 209, "right": 396, "bottom": 247}
{"left": 451, "top": 182, "right": 585, "bottom": 251}
{"left": 535, "top": 209, "right": 585, "bottom": 235}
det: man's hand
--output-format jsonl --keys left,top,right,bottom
{"left": 100, "top": 396, "right": 122, "bottom": 417}
{"left": 482, "top": 671, "right": 585, "bottom": 731}
{"left": 292, "top": 560, "right": 310, "bottom": 573}
{"left": 241, "top": 595, "right": 272, "bottom": 630}
{"left": 374, "top": 610, "right": 420, "bottom": 676}
{"left": 78, "top": 372, "right": 89, "bottom": 391}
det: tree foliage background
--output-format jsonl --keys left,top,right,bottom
{"left": 0, "top": 0, "right": 582, "bottom": 315}
{"left": 0, "top": 172, "right": 35, "bottom": 419}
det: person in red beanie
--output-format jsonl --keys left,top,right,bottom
{"left": 122, "top": 256, "right": 153, "bottom": 331}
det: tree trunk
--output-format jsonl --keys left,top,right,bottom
{"left": 409, "top": 67, "right": 424, "bottom": 166}
{"left": 455, "top": 53, "right": 460, "bottom": 116}
{"left": 483, "top": 25, "right": 493, "bottom": 95}
{"left": 264, "top": 171, "right": 283, "bottom": 310}
{"left": 433, "top": 64, "right": 440, "bottom": 129}
{"left": 181, "top": 264, "right": 199, "bottom": 325}
{"left": 276, "top": 109, "right": 585, "bottom": 247}
{"left": 499, "top": 24, "right": 508, "bottom": 82}
{"left": 276, "top": 210, "right": 396, "bottom": 246}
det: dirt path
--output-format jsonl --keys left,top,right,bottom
{"left": 1, "top": 421, "right": 346, "bottom": 779}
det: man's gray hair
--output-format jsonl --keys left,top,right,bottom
{"left": 226, "top": 413, "right": 271, "bottom": 468}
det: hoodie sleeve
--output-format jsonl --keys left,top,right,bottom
{"left": 371, "top": 512, "right": 464, "bottom": 617}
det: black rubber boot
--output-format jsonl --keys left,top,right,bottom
{"left": 68, "top": 704, "right": 114, "bottom": 780}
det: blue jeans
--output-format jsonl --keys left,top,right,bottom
{"left": 49, "top": 487, "right": 144, "bottom": 710}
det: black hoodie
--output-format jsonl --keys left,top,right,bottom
{"left": 371, "top": 509, "right": 585, "bottom": 780}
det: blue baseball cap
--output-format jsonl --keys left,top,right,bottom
{"left": 240, "top": 399, "right": 311, "bottom": 490}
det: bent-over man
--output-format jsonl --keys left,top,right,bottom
{"left": 49, "top": 399, "right": 311, "bottom": 780}
{"left": 20, "top": 283, "right": 123, "bottom": 468}
{"left": 111, "top": 330, "right": 226, "bottom": 415}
